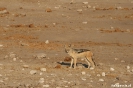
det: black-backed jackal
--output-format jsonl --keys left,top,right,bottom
{"left": 65, "top": 45, "right": 95, "bottom": 69}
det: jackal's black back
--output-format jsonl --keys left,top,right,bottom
{"left": 74, "top": 49, "right": 90, "bottom": 53}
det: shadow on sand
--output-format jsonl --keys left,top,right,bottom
{"left": 57, "top": 62, "right": 88, "bottom": 68}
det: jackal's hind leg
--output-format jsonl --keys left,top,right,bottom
{"left": 87, "top": 57, "right": 95, "bottom": 69}
{"left": 85, "top": 58, "right": 91, "bottom": 68}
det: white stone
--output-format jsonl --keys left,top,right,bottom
{"left": 81, "top": 78, "right": 86, "bottom": 81}
{"left": 115, "top": 58, "right": 118, "bottom": 60}
{"left": 0, "top": 44, "right": 3, "bottom": 47}
{"left": 110, "top": 68, "right": 115, "bottom": 71}
{"left": 30, "top": 70, "right": 37, "bottom": 75}
{"left": 9, "top": 53, "right": 16, "bottom": 58}
{"left": 0, "top": 80, "right": 4, "bottom": 83}
{"left": 82, "top": 21, "right": 88, "bottom": 24}
{"left": 97, "top": 74, "right": 100, "bottom": 77}
{"left": 83, "top": 2, "right": 88, "bottom": 4}
{"left": 126, "top": 66, "right": 130, "bottom": 69}
{"left": 40, "top": 72, "right": 43, "bottom": 75}
{"left": 81, "top": 71, "right": 86, "bottom": 75}
{"left": 102, "top": 72, "right": 105, "bottom": 76}
{"left": 39, "top": 78, "right": 44, "bottom": 84}
{"left": 13, "top": 58, "right": 17, "bottom": 61}
{"left": 35, "top": 53, "right": 46, "bottom": 59}
{"left": 99, "top": 79, "right": 104, "bottom": 82}
{"left": 45, "top": 40, "right": 49, "bottom": 44}
{"left": 23, "top": 65, "right": 29, "bottom": 68}
{"left": 40, "top": 68, "right": 46, "bottom": 72}
{"left": 43, "top": 84, "right": 49, "bottom": 87}
{"left": 87, "top": 5, "right": 91, "bottom": 8}
{"left": 77, "top": 9, "right": 82, "bottom": 12}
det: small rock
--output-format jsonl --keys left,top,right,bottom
{"left": 0, "top": 80, "right": 4, "bottom": 83}
{"left": 110, "top": 67, "right": 115, "bottom": 71}
{"left": 82, "top": 21, "right": 88, "bottom": 24}
{"left": 115, "top": 58, "right": 118, "bottom": 60}
{"left": 83, "top": 2, "right": 88, "bottom": 4}
{"left": 13, "top": 58, "right": 17, "bottom": 61}
{"left": 81, "top": 71, "right": 86, "bottom": 75}
{"left": 81, "top": 78, "right": 86, "bottom": 81}
{"left": 87, "top": 5, "right": 91, "bottom": 8}
{"left": 0, "top": 44, "right": 3, "bottom": 47}
{"left": 45, "top": 40, "right": 49, "bottom": 44}
{"left": 77, "top": 9, "right": 83, "bottom": 12}
{"left": 35, "top": 53, "right": 46, "bottom": 59}
{"left": 116, "top": 6, "right": 122, "bottom": 10}
{"left": 30, "top": 70, "right": 37, "bottom": 75}
{"left": 45, "top": 8, "right": 52, "bottom": 12}
{"left": 102, "top": 72, "right": 106, "bottom": 76}
{"left": 9, "top": 52, "right": 16, "bottom": 58}
{"left": 40, "top": 72, "right": 43, "bottom": 75}
{"left": 126, "top": 66, "right": 130, "bottom": 69}
{"left": 39, "top": 78, "right": 44, "bottom": 84}
{"left": 99, "top": 79, "right": 104, "bottom": 82}
{"left": 40, "top": 68, "right": 46, "bottom": 72}
{"left": 43, "top": 84, "right": 49, "bottom": 87}
{"left": 0, "top": 8, "right": 9, "bottom": 14}
{"left": 97, "top": 74, "right": 100, "bottom": 77}
{"left": 23, "top": 65, "right": 29, "bottom": 68}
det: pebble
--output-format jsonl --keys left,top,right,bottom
{"left": 30, "top": 70, "right": 37, "bottom": 75}
{"left": 23, "top": 65, "right": 29, "bottom": 68}
{"left": 77, "top": 9, "right": 83, "bottom": 12}
{"left": 110, "top": 67, "right": 115, "bottom": 71}
{"left": 43, "top": 84, "right": 49, "bottom": 87}
{"left": 9, "top": 53, "right": 16, "bottom": 58}
{"left": 126, "top": 66, "right": 130, "bottom": 69}
{"left": 45, "top": 40, "right": 49, "bottom": 44}
{"left": 82, "top": 21, "right": 88, "bottom": 24}
{"left": 81, "top": 71, "right": 86, "bottom": 75}
{"left": 102, "top": 72, "right": 105, "bottom": 76}
{"left": 35, "top": 53, "right": 46, "bottom": 59}
{"left": 87, "top": 5, "right": 91, "bottom": 8}
{"left": 0, "top": 44, "right": 3, "bottom": 47}
{"left": 99, "top": 79, "right": 104, "bottom": 82}
{"left": 40, "top": 68, "right": 46, "bottom": 72}
{"left": 81, "top": 78, "right": 86, "bottom": 81}
{"left": 0, "top": 80, "right": 4, "bottom": 83}
{"left": 40, "top": 72, "right": 43, "bottom": 75}
{"left": 45, "top": 8, "right": 52, "bottom": 12}
{"left": 115, "top": 58, "right": 118, "bottom": 60}
{"left": 97, "top": 74, "right": 100, "bottom": 77}
{"left": 39, "top": 78, "right": 44, "bottom": 84}
{"left": 83, "top": 2, "right": 88, "bottom": 4}
{"left": 13, "top": 58, "right": 17, "bottom": 61}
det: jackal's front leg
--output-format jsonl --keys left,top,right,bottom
{"left": 70, "top": 58, "right": 73, "bottom": 68}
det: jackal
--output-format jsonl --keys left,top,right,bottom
{"left": 65, "top": 45, "right": 95, "bottom": 69}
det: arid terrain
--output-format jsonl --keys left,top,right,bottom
{"left": 0, "top": 0, "right": 133, "bottom": 88}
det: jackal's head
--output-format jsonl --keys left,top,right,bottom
{"left": 64, "top": 44, "right": 73, "bottom": 53}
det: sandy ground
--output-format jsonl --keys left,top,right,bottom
{"left": 0, "top": 0, "right": 133, "bottom": 88}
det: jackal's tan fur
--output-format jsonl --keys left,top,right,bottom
{"left": 65, "top": 45, "right": 95, "bottom": 69}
